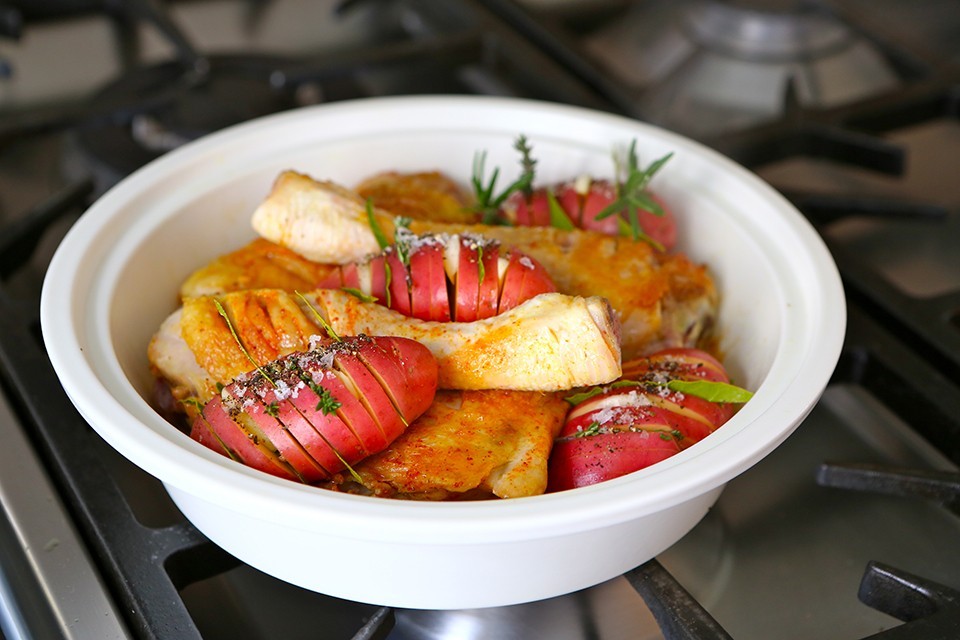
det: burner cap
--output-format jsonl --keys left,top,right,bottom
{"left": 684, "top": 0, "right": 849, "bottom": 61}
{"left": 583, "top": 0, "right": 900, "bottom": 137}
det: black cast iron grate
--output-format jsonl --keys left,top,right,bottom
{"left": 1, "top": 1, "right": 959, "bottom": 639}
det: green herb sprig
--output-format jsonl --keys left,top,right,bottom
{"left": 471, "top": 134, "right": 536, "bottom": 224}
{"left": 366, "top": 199, "right": 391, "bottom": 250}
{"left": 546, "top": 189, "right": 576, "bottom": 230}
{"left": 214, "top": 298, "right": 277, "bottom": 386}
{"left": 594, "top": 140, "right": 673, "bottom": 248}
{"left": 301, "top": 376, "right": 343, "bottom": 415}
{"left": 341, "top": 287, "right": 378, "bottom": 303}
{"left": 573, "top": 421, "right": 602, "bottom": 438}
{"left": 295, "top": 290, "right": 340, "bottom": 342}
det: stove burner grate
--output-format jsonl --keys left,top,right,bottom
{"left": 71, "top": 54, "right": 307, "bottom": 180}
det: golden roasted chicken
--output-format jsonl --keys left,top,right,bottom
{"left": 149, "top": 166, "right": 724, "bottom": 500}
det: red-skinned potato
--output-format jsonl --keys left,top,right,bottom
{"left": 192, "top": 334, "right": 438, "bottom": 483}
{"left": 409, "top": 239, "right": 450, "bottom": 322}
{"left": 505, "top": 180, "right": 678, "bottom": 251}
{"left": 497, "top": 252, "right": 558, "bottom": 313}
{"left": 475, "top": 237, "right": 502, "bottom": 319}
{"left": 620, "top": 347, "right": 729, "bottom": 382}
{"left": 548, "top": 430, "right": 680, "bottom": 492}
{"left": 547, "top": 348, "right": 746, "bottom": 492}
{"left": 490, "top": 139, "right": 678, "bottom": 250}
{"left": 453, "top": 235, "right": 481, "bottom": 323}
{"left": 318, "top": 231, "right": 556, "bottom": 322}
{"left": 503, "top": 189, "right": 550, "bottom": 227}
{"left": 196, "top": 395, "right": 301, "bottom": 481}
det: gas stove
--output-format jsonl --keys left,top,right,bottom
{"left": 1, "top": 1, "right": 959, "bottom": 639}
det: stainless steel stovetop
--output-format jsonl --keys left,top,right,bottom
{"left": 0, "top": 1, "right": 959, "bottom": 639}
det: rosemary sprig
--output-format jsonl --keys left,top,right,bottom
{"left": 341, "top": 287, "right": 378, "bottom": 304}
{"left": 471, "top": 134, "right": 536, "bottom": 224}
{"left": 295, "top": 290, "right": 341, "bottom": 342}
{"left": 214, "top": 298, "right": 276, "bottom": 386}
{"left": 366, "top": 199, "right": 391, "bottom": 250}
{"left": 594, "top": 140, "right": 673, "bottom": 247}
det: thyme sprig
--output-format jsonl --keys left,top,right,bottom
{"left": 301, "top": 375, "right": 343, "bottom": 415}
{"left": 594, "top": 140, "right": 673, "bottom": 248}
{"left": 471, "top": 134, "right": 536, "bottom": 224}
{"left": 292, "top": 366, "right": 360, "bottom": 484}
{"left": 573, "top": 421, "right": 603, "bottom": 438}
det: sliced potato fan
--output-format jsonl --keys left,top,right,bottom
{"left": 192, "top": 334, "right": 438, "bottom": 483}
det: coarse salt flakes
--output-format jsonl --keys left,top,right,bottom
{"left": 273, "top": 379, "right": 292, "bottom": 401}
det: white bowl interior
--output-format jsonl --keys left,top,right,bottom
{"left": 42, "top": 96, "right": 845, "bottom": 608}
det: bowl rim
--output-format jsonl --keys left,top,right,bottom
{"left": 40, "top": 95, "right": 845, "bottom": 545}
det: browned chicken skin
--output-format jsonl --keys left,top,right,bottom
{"left": 355, "top": 171, "right": 479, "bottom": 224}
{"left": 180, "top": 237, "right": 339, "bottom": 299}
{"left": 325, "top": 389, "right": 569, "bottom": 499}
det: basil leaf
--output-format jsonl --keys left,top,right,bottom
{"left": 667, "top": 380, "right": 754, "bottom": 403}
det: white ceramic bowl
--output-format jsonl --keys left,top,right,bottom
{"left": 41, "top": 96, "right": 844, "bottom": 610}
